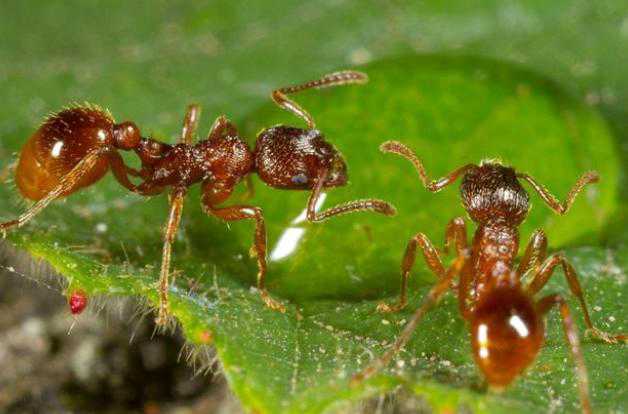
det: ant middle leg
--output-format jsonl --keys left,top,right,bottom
{"left": 305, "top": 169, "right": 396, "bottom": 223}
{"left": 527, "top": 253, "right": 627, "bottom": 343}
{"left": 517, "top": 171, "right": 599, "bottom": 215}
{"left": 201, "top": 187, "right": 285, "bottom": 313}
{"left": 380, "top": 141, "right": 474, "bottom": 192}
{"left": 537, "top": 294, "right": 592, "bottom": 414}
{"left": 352, "top": 253, "right": 467, "bottom": 384}
{"left": 180, "top": 104, "right": 201, "bottom": 144}
{"left": 272, "top": 70, "right": 368, "bottom": 129}
{"left": 208, "top": 115, "right": 239, "bottom": 141}
{"left": 155, "top": 188, "right": 187, "bottom": 326}
{"left": 0, "top": 149, "right": 106, "bottom": 235}
{"left": 516, "top": 228, "right": 548, "bottom": 278}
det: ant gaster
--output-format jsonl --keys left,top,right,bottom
{"left": 353, "top": 141, "right": 626, "bottom": 414}
{"left": 0, "top": 71, "right": 395, "bottom": 325}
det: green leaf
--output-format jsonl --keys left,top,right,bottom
{"left": 1, "top": 56, "right": 626, "bottom": 414}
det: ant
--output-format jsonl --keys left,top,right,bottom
{"left": 352, "top": 141, "right": 626, "bottom": 413}
{"left": 0, "top": 71, "right": 395, "bottom": 325}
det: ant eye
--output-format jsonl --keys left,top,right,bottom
{"left": 498, "top": 245, "right": 509, "bottom": 254}
{"left": 291, "top": 173, "right": 308, "bottom": 185}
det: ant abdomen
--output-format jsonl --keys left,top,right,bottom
{"left": 470, "top": 286, "right": 544, "bottom": 387}
{"left": 254, "top": 126, "right": 347, "bottom": 190}
{"left": 15, "top": 106, "right": 115, "bottom": 200}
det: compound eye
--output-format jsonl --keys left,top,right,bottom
{"left": 291, "top": 173, "right": 309, "bottom": 185}
{"left": 114, "top": 122, "right": 141, "bottom": 150}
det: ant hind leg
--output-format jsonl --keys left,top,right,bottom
{"left": 537, "top": 294, "right": 592, "bottom": 414}
{"left": 0, "top": 161, "right": 16, "bottom": 184}
{"left": 0, "top": 149, "right": 105, "bottom": 235}
{"left": 155, "top": 188, "right": 187, "bottom": 326}
{"left": 352, "top": 253, "right": 467, "bottom": 385}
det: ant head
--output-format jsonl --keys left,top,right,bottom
{"left": 460, "top": 163, "right": 529, "bottom": 226}
{"left": 254, "top": 126, "right": 347, "bottom": 189}
{"left": 470, "top": 285, "right": 544, "bottom": 388}
{"left": 113, "top": 122, "right": 141, "bottom": 150}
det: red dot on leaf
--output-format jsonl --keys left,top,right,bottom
{"left": 199, "top": 330, "right": 213, "bottom": 344}
{"left": 69, "top": 290, "right": 88, "bottom": 315}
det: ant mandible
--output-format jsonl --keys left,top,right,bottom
{"left": 0, "top": 71, "right": 396, "bottom": 325}
{"left": 352, "top": 141, "right": 626, "bottom": 413}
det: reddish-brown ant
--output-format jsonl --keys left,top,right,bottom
{"left": 352, "top": 141, "right": 626, "bottom": 413}
{"left": 0, "top": 71, "right": 395, "bottom": 325}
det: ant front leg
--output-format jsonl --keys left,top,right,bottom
{"left": 272, "top": 70, "right": 368, "bottom": 129}
{"left": 155, "top": 188, "right": 187, "bottom": 326}
{"left": 352, "top": 253, "right": 467, "bottom": 384}
{"left": 380, "top": 141, "right": 474, "bottom": 192}
{"left": 518, "top": 171, "right": 599, "bottom": 215}
{"left": 201, "top": 183, "right": 285, "bottom": 313}
{"left": 443, "top": 216, "right": 468, "bottom": 257}
{"left": 0, "top": 149, "right": 106, "bottom": 235}
{"left": 527, "top": 253, "right": 627, "bottom": 343}
{"left": 306, "top": 169, "right": 396, "bottom": 223}
{"left": 537, "top": 294, "right": 592, "bottom": 414}
{"left": 378, "top": 232, "right": 447, "bottom": 313}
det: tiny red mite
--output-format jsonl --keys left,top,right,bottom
{"left": 0, "top": 71, "right": 396, "bottom": 326}
{"left": 69, "top": 290, "right": 88, "bottom": 315}
{"left": 352, "top": 141, "right": 626, "bottom": 414}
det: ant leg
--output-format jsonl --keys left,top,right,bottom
{"left": 380, "top": 141, "right": 474, "bottom": 192}
{"left": 272, "top": 70, "right": 368, "bottom": 129}
{"left": 0, "top": 161, "right": 16, "bottom": 183}
{"left": 527, "top": 254, "right": 626, "bottom": 343}
{"left": 517, "top": 171, "right": 599, "bottom": 215}
{"left": 241, "top": 175, "right": 255, "bottom": 201}
{"left": 377, "top": 232, "right": 446, "bottom": 313}
{"left": 352, "top": 253, "right": 467, "bottom": 385}
{"left": 537, "top": 294, "right": 592, "bottom": 414}
{"left": 155, "top": 188, "right": 187, "bottom": 326}
{"left": 0, "top": 149, "right": 105, "bottom": 234}
{"left": 443, "top": 217, "right": 467, "bottom": 256}
{"left": 109, "top": 152, "right": 142, "bottom": 192}
{"left": 306, "top": 169, "right": 396, "bottom": 222}
{"left": 201, "top": 192, "right": 285, "bottom": 313}
{"left": 516, "top": 229, "right": 548, "bottom": 278}
{"left": 180, "top": 104, "right": 201, "bottom": 144}
{"left": 208, "top": 115, "right": 239, "bottom": 141}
